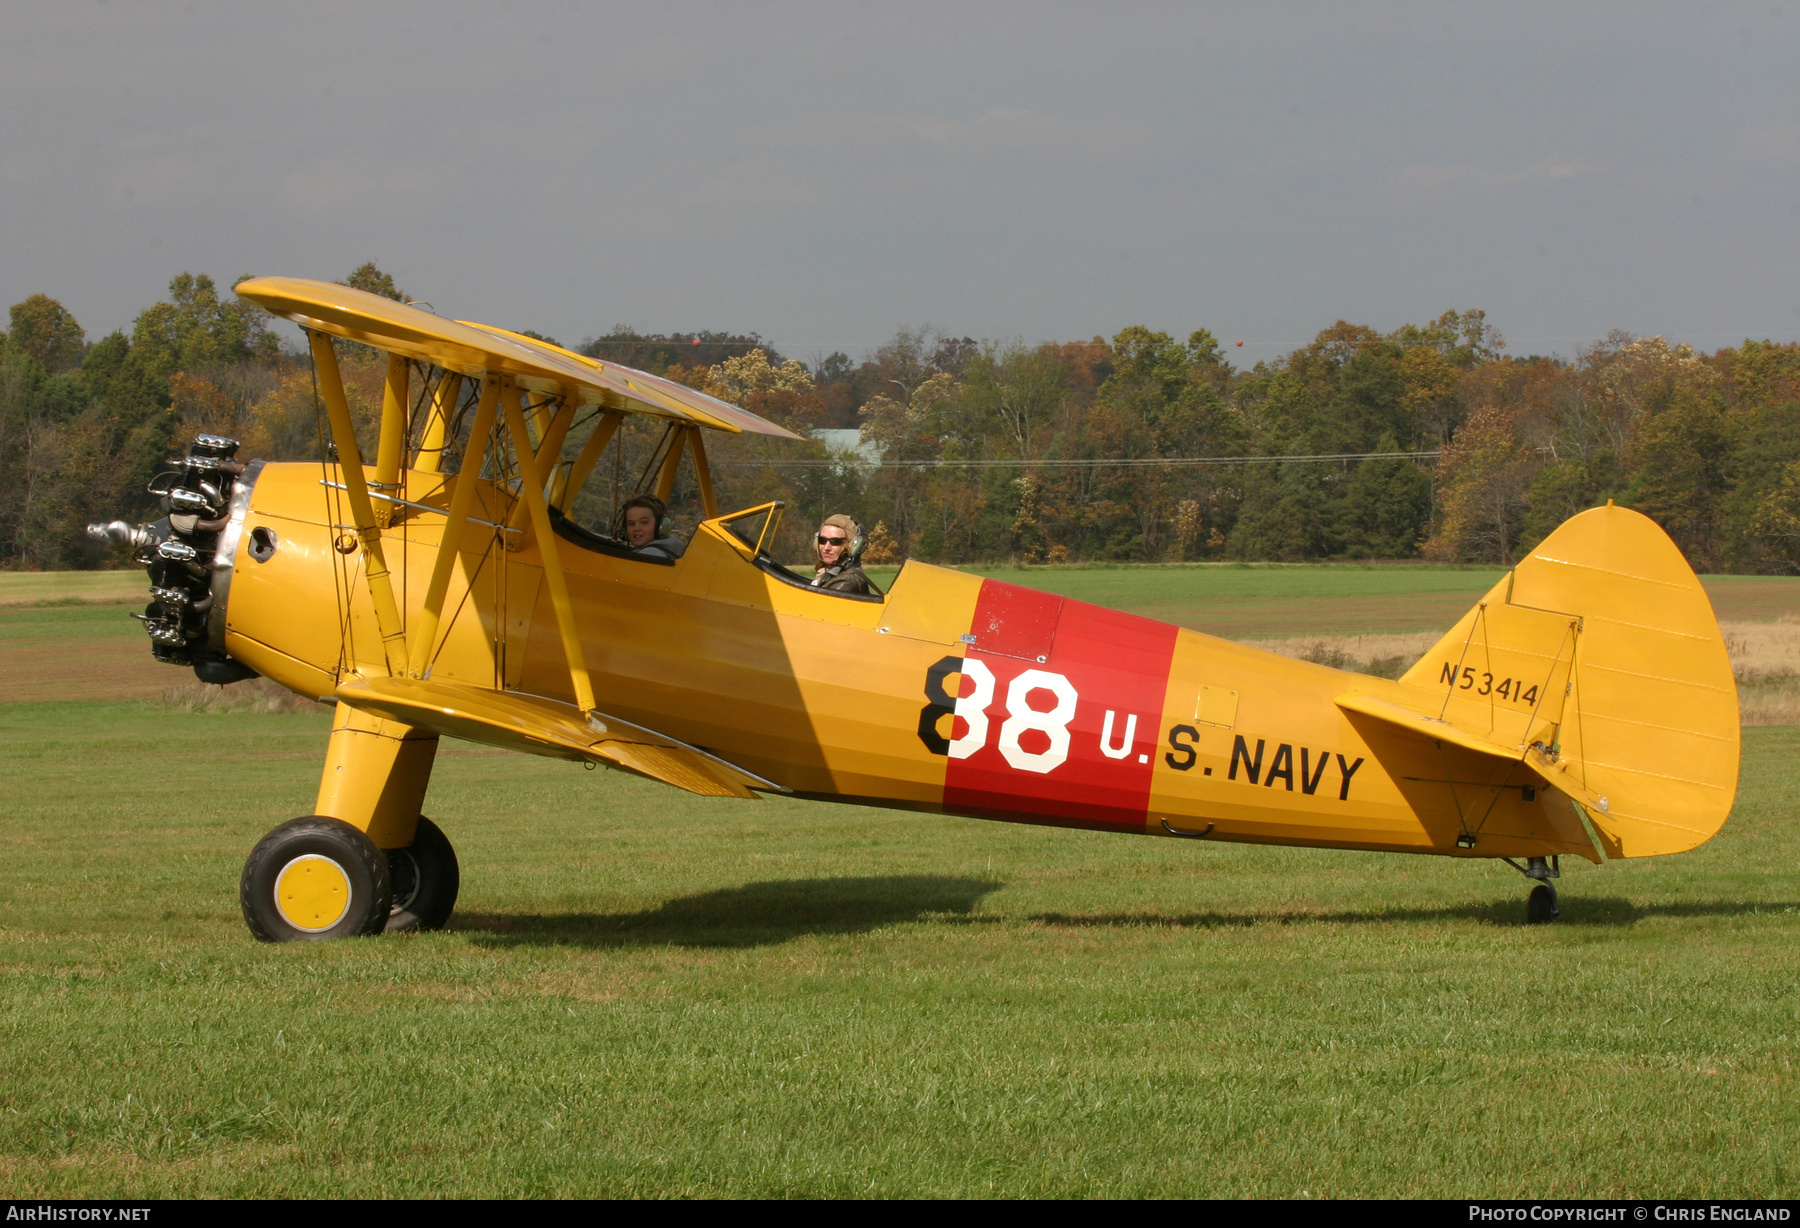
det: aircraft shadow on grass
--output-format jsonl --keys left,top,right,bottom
{"left": 453, "top": 874, "right": 1005, "bottom": 950}
{"left": 454, "top": 883, "right": 1794, "bottom": 948}
{"left": 1028, "top": 898, "right": 1800, "bottom": 931}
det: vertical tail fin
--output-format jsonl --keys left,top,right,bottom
{"left": 1395, "top": 505, "right": 1739, "bottom": 857}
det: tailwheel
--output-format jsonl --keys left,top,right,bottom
{"left": 1526, "top": 883, "right": 1561, "bottom": 925}
{"left": 1503, "top": 855, "right": 1562, "bottom": 925}
{"left": 241, "top": 817, "right": 392, "bottom": 942}
{"left": 384, "top": 816, "right": 460, "bottom": 933}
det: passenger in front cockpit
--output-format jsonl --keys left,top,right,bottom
{"left": 620, "top": 495, "right": 685, "bottom": 560}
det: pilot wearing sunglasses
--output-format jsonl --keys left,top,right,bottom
{"left": 811, "top": 514, "right": 870, "bottom": 595}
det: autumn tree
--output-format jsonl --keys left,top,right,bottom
{"left": 7, "top": 295, "right": 86, "bottom": 372}
{"left": 858, "top": 368, "right": 960, "bottom": 555}
{"left": 1748, "top": 460, "right": 1800, "bottom": 570}
{"left": 581, "top": 328, "right": 781, "bottom": 382}
{"left": 5, "top": 272, "right": 1797, "bottom": 577}
{"left": 1427, "top": 404, "right": 1535, "bottom": 563}
{"left": 1626, "top": 388, "right": 1736, "bottom": 571}
{"left": 132, "top": 273, "right": 279, "bottom": 377}
{"left": 958, "top": 341, "right": 1066, "bottom": 460}
{"left": 1720, "top": 340, "right": 1800, "bottom": 571}
{"left": 344, "top": 262, "right": 405, "bottom": 301}
{"left": 1331, "top": 437, "right": 1433, "bottom": 557}
{"left": 1227, "top": 465, "right": 1329, "bottom": 561}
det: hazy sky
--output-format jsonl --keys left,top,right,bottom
{"left": 4, "top": 1, "right": 1798, "bottom": 364}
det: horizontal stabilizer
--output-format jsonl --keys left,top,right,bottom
{"left": 1334, "top": 692, "right": 1521, "bottom": 762}
{"left": 335, "top": 678, "right": 786, "bottom": 800}
{"left": 1335, "top": 690, "right": 1606, "bottom": 844}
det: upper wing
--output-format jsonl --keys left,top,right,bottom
{"left": 335, "top": 677, "right": 788, "bottom": 800}
{"left": 235, "top": 276, "right": 802, "bottom": 439}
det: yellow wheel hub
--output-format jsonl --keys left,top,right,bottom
{"left": 274, "top": 854, "right": 352, "bottom": 932}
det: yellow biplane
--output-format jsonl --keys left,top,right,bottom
{"left": 89, "top": 278, "right": 1740, "bottom": 939}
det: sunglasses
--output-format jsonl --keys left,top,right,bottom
{"left": 816, "top": 535, "right": 848, "bottom": 545}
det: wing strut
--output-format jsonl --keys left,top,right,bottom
{"left": 653, "top": 427, "right": 687, "bottom": 502}
{"left": 534, "top": 396, "right": 578, "bottom": 467}
{"left": 372, "top": 354, "right": 409, "bottom": 509}
{"left": 687, "top": 426, "right": 719, "bottom": 518}
{"left": 407, "top": 375, "right": 502, "bottom": 679}
{"left": 413, "top": 372, "right": 463, "bottom": 475}
{"left": 309, "top": 331, "right": 408, "bottom": 676}
{"left": 506, "top": 395, "right": 578, "bottom": 537}
{"left": 553, "top": 410, "right": 624, "bottom": 512}
{"left": 502, "top": 383, "right": 597, "bottom": 713}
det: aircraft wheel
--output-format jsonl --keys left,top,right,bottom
{"left": 241, "top": 817, "right": 392, "bottom": 942}
{"left": 384, "top": 816, "right": 460, "bottom": 933}
{"left": 1526, "top": 883, "right": 1561, "bottom": 925}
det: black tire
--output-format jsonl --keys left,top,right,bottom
{"left": 241, "top": 817, "right": 392, "bottom": 942}
{"left": 1526, "top": 883, "right": 1561, "bottom": 925}
{"left": 384, "top": 816, "right": 460, "bottom": 933}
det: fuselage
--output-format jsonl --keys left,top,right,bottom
{"left": 219, "top": 462, "right": 1593, "bottom": 863}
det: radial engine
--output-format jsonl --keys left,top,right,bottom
{"left": 87, "top": 432, "right": 261, "bottom": 685}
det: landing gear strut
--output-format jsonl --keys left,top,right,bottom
{"left": 1503, "top": 855, "right": 1561, "bottom": 924}
{"left": 243, "top": 701, "right": 453, "bottom": 941}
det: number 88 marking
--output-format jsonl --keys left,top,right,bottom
{"left": 918, "top": 657, "right": 1079, "bottom": 775}
{"left": 998, "top": 669, "right": 1078, "bottom": 773}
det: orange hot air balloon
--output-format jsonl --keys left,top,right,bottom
{"left": 1235, "top": 340, "right": 1244, "bottom": 347}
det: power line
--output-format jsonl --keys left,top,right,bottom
{"left": 714, "top": 450, "right": 1443, "bottom": 470}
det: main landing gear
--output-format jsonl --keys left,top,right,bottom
{"left": 1502, "top": 855, "right": 1562, "bottom": 924}
{"left": 383, "top": 817, "right": 460, "bottom": 934}
{"left": 241, "top": 702, "right": 455, "bottom": 941}
{"left": 240, "top": 815, "right": 459, "bottom": 942}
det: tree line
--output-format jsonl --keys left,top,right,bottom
{"left": 3, "top": 263, "right": 1798, "bottom": 574}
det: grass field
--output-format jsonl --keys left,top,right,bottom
{"left": 1, "top": 565, "right": 1797, "bottom": 1197}
{"left": 936, "top": 564, "right": 1800, "bottom": 638}
{"left": 0, "top": 571, "right": 146, "bottom": 608}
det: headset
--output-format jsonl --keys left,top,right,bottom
{"left": 820, "top": 517, "right": 865, "bottom": 563}
{"left": 616, "top": 495, "right": 668, "bottom": 541}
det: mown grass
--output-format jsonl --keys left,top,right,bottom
{"left": 867, "top": 563, "right": 1798, "bottom": 638}
{"left": 0, "top": 602, "right": 174, "bottom": 703}
{"left": 861, "top": 562, "right": 1508, "bottom": 638}
{"left": 0, "top": 571, "right": 143, "bottom": 607}
{"left": 2, "top": 563, "right": 1796, "bottom": 1197}
{"left": 0, "top": 700, "right": 1796, "bottom": 1198}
